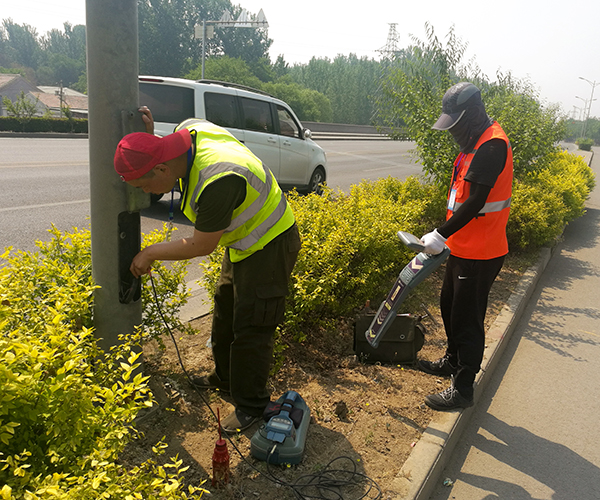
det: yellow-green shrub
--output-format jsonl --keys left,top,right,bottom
{"left": 507, "top": 181, "right": 567, "bottom": 249}
{"left": 0, "top": 226, "right": 205, "bottom": 499}
{"left": 201, "top": 155, "right": 594, "bottom": 357}
{"left": 507, "top": 151, "right": 595, "bottom": 249}
{"left": 200, "top": 176, "right": 447, "bottom": 344}
{"left": 285, "top": 177, "right": 446, "bottom": 339}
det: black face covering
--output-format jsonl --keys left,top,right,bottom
{"left": 449, "top": 104, "right": 493, "bottom": 152}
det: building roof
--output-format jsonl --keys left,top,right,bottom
{"left": 32, "top": 92, "right": 88, "bottom": 111}
{"left": 37, "top": 86, "right": 87, "bottom": 97}
{"left": 0, "top": 73, "right": 26, "bottom": 90}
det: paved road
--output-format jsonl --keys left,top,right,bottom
{"left": 0, "top": 136, "right": 421, "bottom": 316}
{"left": 0, "top": 137, "right": 420, "bottom": 255}
{"left": 324, "top": 139, "right": 423, "bottom": 192}
{"left": 429, "top": 147, "right": 600, "bottom": 499}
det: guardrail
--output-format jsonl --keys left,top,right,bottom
{"left": 0, "top": 122, "right": 404, "bottom": 141}
{"left": 303, "top": 121, "right": 394, "bottom": 140}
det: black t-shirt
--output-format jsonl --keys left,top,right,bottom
{"left": 193, "top": 175, "right": 247, "bottom": 233}
{"left": 464, "top": 138, "right": 507, "bottom": 187}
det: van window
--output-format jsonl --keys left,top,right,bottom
{"left": 204, "top": 92, "right": 240, "bottom": 129}
{"left": 240, "top": 97, "right": 274, "bottom": 133}
{"left": 139, "top": 83, "right": 194, "bottom": 124}
{"left": 277, "top": 105, "right": 300, "bottom": 138}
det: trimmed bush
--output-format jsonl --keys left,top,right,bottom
{"left": 0, "top": 225, "right": 204, "bottom": 499}
{"left": 576, "top": 137, "right": 594, "bottom": 151}
{"left": 0, "top": 116, "right": 88, "bottom": 134}
{"left": 507, "top": 151, "right": 595, "bottom": 249}
{"left": 200, "top": 176, "right": 447, "bottom": 345}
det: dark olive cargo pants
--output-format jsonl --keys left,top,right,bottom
{"left": 210, "top": 224, "right": 301, "bottom": 417}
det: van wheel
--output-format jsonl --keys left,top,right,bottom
{"left": 308, "top": 167, "right": 326, "bottom": 195}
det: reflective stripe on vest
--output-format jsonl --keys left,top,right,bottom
{"left": 186, "top": 160, "right": 288, "bottom": 252}
{"left": 452, "top": 196, "right": 512, "bottom": 214}
{"left": 188, "top": 161, "right": 274, "bottom": 232}
{"left": 231, "top": 189, "right": 289, "bottom": 251}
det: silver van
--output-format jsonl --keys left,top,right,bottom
{"left": 139, "top": 76, "right": 327, "bottom": 194}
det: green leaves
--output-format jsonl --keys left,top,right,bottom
{"left": 0, "top": 225, "right": 204, "bottom": 499}
{"left": 507, "top": 151, "right": 596, "bottom": 249}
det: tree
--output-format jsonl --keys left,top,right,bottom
{"left": 36, "top": 53, "right": 84, "bottom": 87}
{"left": 1, "top": 19, "right": 43, "bottom": 71}
{"left": 41, "top": 23, "right": 86, "bottom": 62}
{"left": 272, "top": 55, "right": 289, "bottom": 80}
{"left": 185, "top": 55, "right": 263, "bottom": 88}
{"left": 138, "top": 0, "right": 198, "bottom": 77}
{"left": 287, "top": 54, "right": 381, "bottom": 125}
{"left": 215, "top": 9, "right": 271, "bottom": 65}
{"left": 2, "top": 90, "right": 40, "bottom": 122}
{"left": 138, "top": 0, "right": 272, "bottom": 78}
{"left": 373, "top": 24, "right": 565, "bottom": 184}
{"left": 262, "top": 81, "right": 332, "bottom": 122}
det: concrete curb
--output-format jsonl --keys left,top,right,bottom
{"left": 386, "top": 246, "right": 554, "bottom": 499}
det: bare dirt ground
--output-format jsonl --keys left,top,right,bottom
{"left": 121, "top": 251, "right": 535, "bottom": 499}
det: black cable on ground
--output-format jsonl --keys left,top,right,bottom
{"left": 149, "top": 271, "right": 382, "bottom": 500}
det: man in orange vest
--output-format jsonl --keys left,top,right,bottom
{"left": 418, "top": 82, "right": 513, "bottom": 411}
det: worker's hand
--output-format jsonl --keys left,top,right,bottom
{"left": 139, "top": 106, "right": 155, "bottom": 135}
{"left": 130, "top": 248, "right": 155, "bottom": 278}
{"left": 420, "top": 229, "right": 447, "bottom": 255}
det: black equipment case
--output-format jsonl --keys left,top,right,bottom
{"left": 353, "top": 313, "right": 425, "bottom": 365}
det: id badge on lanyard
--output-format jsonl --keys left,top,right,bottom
{"left": 448, "top": 188, "right": 457, "bottom": 211}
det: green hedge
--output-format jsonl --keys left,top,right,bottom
{"left": 199, "top": 151, "right": 595, "bottom": 358}
{"left": 0, "top": 226, "right": 204, "bottom": 500}
{"left": 200, "top": 176, "right": 447, "bottom": 346}
{"left": 507, "top": 151, "right": 595, "bottom": 248}
{"left": 0, "top": 116, "right": 88, "bottom": 134}
{"left": 576, "top": 137, "right": 594, "bottom": 151}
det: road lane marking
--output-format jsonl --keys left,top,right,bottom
{"left": 0, "top": 162, "right": 86, "bottom": 168}
{"left": 0, "top": 199, "right": 90, "bottom": 212}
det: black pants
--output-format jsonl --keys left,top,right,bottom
{"left": 210, "top": 224, "right": 301, "bottom": 416}
{"left": 440, "top": 254, "right": 505, "bottom": 397}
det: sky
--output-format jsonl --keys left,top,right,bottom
{"left": 2, "top": 0, "right": 599, "bottom": 118}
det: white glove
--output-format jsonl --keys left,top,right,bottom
{"left": 420, "top": 229, "right": 447, "bottom": 255}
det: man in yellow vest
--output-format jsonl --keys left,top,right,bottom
{"left": 114, "top": 108, "right": 301, "bottom": 432}
{"left": 417, "top": 83, "right": 513, "bottom": 411}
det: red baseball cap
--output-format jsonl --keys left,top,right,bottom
{"left": 114, "top": 129, "right": 192, "bottom": 181}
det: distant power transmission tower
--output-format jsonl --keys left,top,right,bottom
{"left": 378, "top": 23, "right": 400, "bottom": 60}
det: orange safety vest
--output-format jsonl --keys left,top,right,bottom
{"left": 445, "top": 122, "right": 513, "bottom": 260}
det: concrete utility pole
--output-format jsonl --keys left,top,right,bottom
{"left": 55, "top": 81, "right": 64, "bottom": 118}
{"left": 86, "top": 0, "right": 149, "bottom": 352}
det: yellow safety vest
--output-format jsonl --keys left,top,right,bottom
{"left": 175, "top": 118, "right": 295, "bottom": 262}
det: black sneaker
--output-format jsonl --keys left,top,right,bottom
{"left": 418, "top": 355, "right": 458, "bottom": 376}
{"left": 188, "top": 373, "right": 230, "bottom": 393}
{"left": 425, "top": 378, "right": 473, "bottom": 411}
{"left": 221, "top": 408, "right": 261, "bottom": 433}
